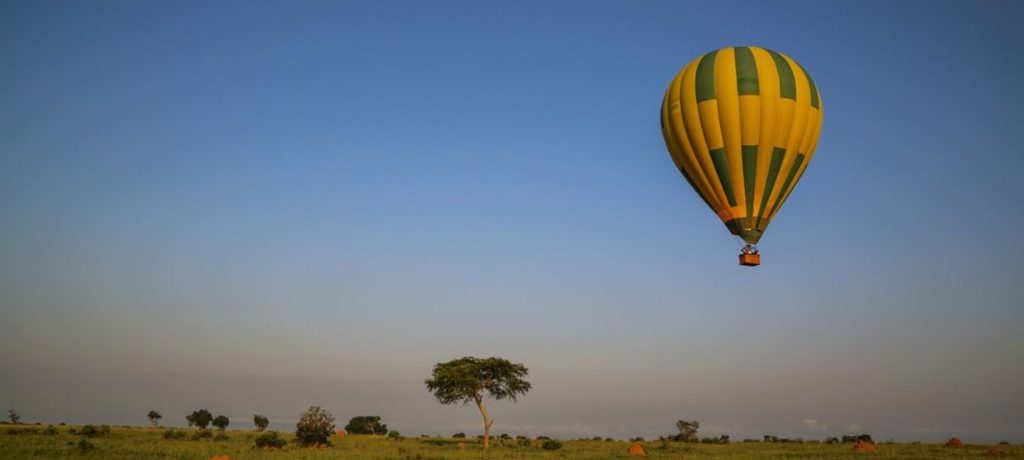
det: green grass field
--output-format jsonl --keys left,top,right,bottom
{"left": 0, "top": 424, "right": 1019, "bottom": 459}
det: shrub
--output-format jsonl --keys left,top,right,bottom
{"left": 842, "top": 434, "right": 873, "bottom": 444}
{"left": 294, "top": 406, "right": 335, "bottom": 447}
{"left": 499, "top": 433, "right": 511, "bottom": 440}
{"left": 517, "top": 436, "right": 531, "bottom": 447}
{"left": 452, "top": 432, "right": 466, "bottom": 438}
{"left": 162, "top": 429, "right": 186, "bottom": 440}
{"left": 213, "top": 432, "right": 230, "bottom": 442}
{"left": 630, "top": 437, "right": 645, "bottom": 442}
{"left": 541, "top": 439, "right": 562, "bottom": 451}
{"left": 387, "top": 431, "right": 401, "bottom": 439}
{"left": 537, "top": 436, "right": 552, "bottom": 441}
{"left": 825, "top": 437, "right": 840, "bottom": 444}
{"left": 254, "top": 431, "right": 287, "bottom": 449}
{"left": 79, "top": 425, "right": 102, "bottom": 437}
{"left": 99, "top": 425, "right": 111, "bottom": 435}
{"left": 43, "top": 425, "right": 59, "bottom": 435}
{"left": 190, "top": 429, "right": 213, "bottom": 440}
{"left": 344, "top": 415, "right": 388, "bottom": 435}
{"left": 77, "top": 439, "right": 95, "bottom": 452}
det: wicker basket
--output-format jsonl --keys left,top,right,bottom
{"left": 739, "top": 253, "right": 761, "bottom": 266}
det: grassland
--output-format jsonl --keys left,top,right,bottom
{"left": 0, "top": 424, "right": 1019, "bottom": 459}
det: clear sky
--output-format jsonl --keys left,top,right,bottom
{"left": 2, "top": 0, "right": 1022, "bottom": 442}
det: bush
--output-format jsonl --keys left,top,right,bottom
{"left": 77, "top": 439, "right": 95, "bottom": 452}
{"left": 162, "top": 429, "right": 186, "bottom": 440}
{"left": 294, "top": 406, "right": 335, "bottom": 447}
{"left": 630, "top": 437, "right": 645, "bottom": 442}
{"left": 190, "top": 429, "right": 212, "bottom": 440}
{"left": 517, "top": 436, "right": 531, "bottom": 447}
{"left": 43, "top": 425, "right": 59, "bottom": 435}
{"left": 387, "top": 431, "right": 401, "bottom": 439}
{"left": 79, "top": 425, "right": 102, "bottom": 437}
{"left": 452, "top": 432, "right": 466, "bottom": 438}
{"left": 254, "top": 431, "right": 287, "bottom": 449}
{"left": 344, "top": 415, "right": 388, "bottom": 435}
{"left": 841, "top": 434, "right": 873, "bottom": 444}
{"left": 99, "top": 425, "right": 111, "bottom": 435}
{"left": 213, "top": 432, "right": 230, "bottom": 441}
{"left": 825, "top": 437, "right": 840, "bottom": 444}
{"left": 541, "top": 439, "right": 562, "bottom": 451}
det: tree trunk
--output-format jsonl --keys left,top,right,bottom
{"left": 474, "top": 395, "right": 493, "bottom": 449}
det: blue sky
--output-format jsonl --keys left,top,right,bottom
{"left": 2, "top": 0, "right": 1023, "bottom": 441}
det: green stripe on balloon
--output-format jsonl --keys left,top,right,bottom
{"left": 734, "top": 47, "right": 759, "bottom": 95}
{"left": 710, "top": 148, "right": 737, "bottom": 206}
{"left": 766, "top": 49, "right": 796, "bottom": 100}
{"left": 695, "top": 50, "right": 718, "bottom": 102}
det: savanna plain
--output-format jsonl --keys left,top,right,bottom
{"left": 1, "top": 424, "right": 1020, "bottom": 459}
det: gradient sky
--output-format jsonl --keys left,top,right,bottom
{"left": 2, "top": 0, "right": 1023, "bottom": 442}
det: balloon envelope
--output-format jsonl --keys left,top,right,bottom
{"left": 660, "top": 46, "right": 822, "bottom": 244}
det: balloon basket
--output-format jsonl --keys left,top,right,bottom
{"left": 739, "top": 252, "right": 761, "bottom": 266}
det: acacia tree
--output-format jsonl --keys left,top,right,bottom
{"left": 424, "top": 356, "right": 531, "bottom": 449}
{"left": 147, "top": 410, "right": 162, "bottom": 427}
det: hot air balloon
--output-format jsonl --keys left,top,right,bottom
{"left": 660, "top": 46, "right": 822, "bottom": 266}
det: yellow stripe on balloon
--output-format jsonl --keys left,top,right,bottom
{"left": 680, "top": 57, "right": 732, "bottom": 218}
{"left": 750, "top": 47, "right": 779, "bottom": 219}
{"left": 712, "top": 47, "right": 746, "bottom": 215}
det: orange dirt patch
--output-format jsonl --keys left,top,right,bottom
{"left": 852, "top": 440, "right": 876, "bottom": 453}
{"left": 946, "top": 437, "right": 964, "bottom": 448}
{"left": 628, "top": 442, "right": 647, "bottom": 456}
{"left": 457, "top": 441, "right": 466, "bottom": 449}
{"left": 336, "top": 430, "right": 346, "bottom": 439}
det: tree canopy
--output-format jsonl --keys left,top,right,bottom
{"left": 186, "top": 409, "right": 213, "bottom": 429}
{"left": 425, "top": 356, "right": 531, "bottom": 405}
{"left": 344, "top": 415, "right": 388, "bottom": 435}
{"left": 212, "top": 415, "right": 229, "bottom": 430}
{"left": 253, "top": 414, "right": 269, "bottom": 432}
